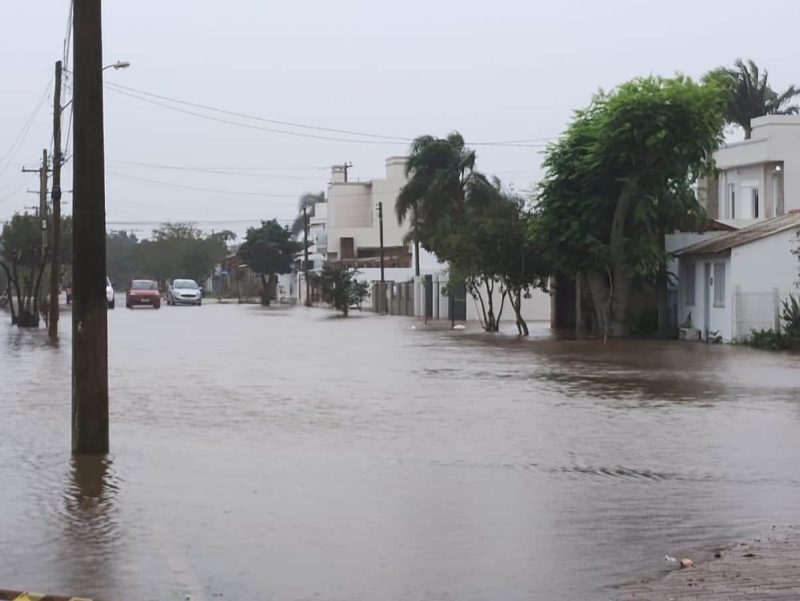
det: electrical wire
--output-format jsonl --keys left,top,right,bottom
{"left": 105, "top": 85, "right": 408, "bottom": 145}
{"left": 106, "top": 170, "right": 299, "bottom": 199}
{"left": 103, "top": 81, "right": 552, "bottom": 148}
{"left": 108, "top": 159, "right": 329, "bottom": 172}
{"left": 107, "top": 160, "right": 328, "bottom": 181}
{"left": 0, "top": 78, "right": 53, "bottom": 181}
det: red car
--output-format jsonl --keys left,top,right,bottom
{"left": 125, "top": 279, "right": 161, "bottom": 309}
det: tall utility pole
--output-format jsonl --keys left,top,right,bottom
{"left": 72, "top": 0, "right": 109, "bottom": 454}
{"left": 303, "top": 206, "right": 311, "bottom": 307}
{"left": 49, "top": 60, "right": 63, "bottom": 340}
{"left": 21, "top": 152, "right": 49, "bottom": 258}
{"left": 39, "top": 149, "right": 49, "bottom": 253}
{"left": 377, "top": 201, "right": 385, "bottom": 314}
{"left": 343, "top": 161, "right": 352, "bottom": 183}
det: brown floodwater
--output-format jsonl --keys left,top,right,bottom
{"left": 1, "top": 302, "right": 799, "bottom": 600}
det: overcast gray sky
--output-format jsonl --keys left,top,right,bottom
{"left": 2, "top": 0, "right": 799, "bottom": 238}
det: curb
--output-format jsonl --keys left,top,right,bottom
{"left": 0, "top": 591, "right": 92, "bottom": 601}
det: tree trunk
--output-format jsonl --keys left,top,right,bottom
{"left": 585, "top": 270, "right": 610, "bottom": 335}
{"left": 259, "top": 273, "right": 270, "bottom": 306}
{"left": 414, "top": 239, "right": 420, "bottom": 277}
{"left": 484, "top": 280, "right": 496, "bottom": 332}
{"left": 656, "top": 226, "right": 669, "bottom": 337}
{"left": 743, "top": 123, "right": 752, "bottom": 139}
{"left": 510, "top": 287, "right": 528, "bottom": 336}
{"left": 607, "top": 181, "right": 639, "bottom": 337}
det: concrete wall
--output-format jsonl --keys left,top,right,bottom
{"left": 414, "top": 271, "right": 550, "bottom": 325}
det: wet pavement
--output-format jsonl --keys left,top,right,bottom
{"left": 1, "top": 302, "right": 799, "bottom": 600}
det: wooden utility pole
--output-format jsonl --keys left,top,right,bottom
{"left": 377, "top": 201, "right": 385, "bottom": 314}
{"left": 39, "top": 149, "right": 49, "bottom": 254}
{"left": 49, "top": 60, "right": 63, "bottom": 340}
{"left": 72, "top": 0, "right": 109, "bottom": 454}
{"left": 303, "top": 207, "right": 311, "bottom": 307}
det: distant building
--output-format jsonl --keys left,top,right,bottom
{"left": 325, "top": 156, "right": 412, "bottom": 268}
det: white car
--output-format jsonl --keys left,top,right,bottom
{"left": 167, "top": 279, "right": 203, "bottom": 306}
{"left": 106, "top": 276, "right": 115, "bottom": 309}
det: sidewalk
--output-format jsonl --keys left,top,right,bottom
{"left": 618, "top": 526, "right": 800, "bottom": 600}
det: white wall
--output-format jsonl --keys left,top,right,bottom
{"left": 731, "top": 228, "right": 797, "bottom": 293}
{"left": 325, "top": 157, "right": 410, "bottom": 259}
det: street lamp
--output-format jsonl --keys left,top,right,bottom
{"left": 102, "top": 60, "right": 130, "bottom": 71}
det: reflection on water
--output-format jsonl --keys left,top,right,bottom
{"left": 0, "top": 305, "right": 799, "bottom": 600}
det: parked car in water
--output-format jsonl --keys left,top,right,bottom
{"left": 125, "top": 279, "right": 161, "bottom": 309}
{"left": 65, "top": 278, "right": 116, "bottom": 308}
{"left": 167, "top": 278, "right": 202, "bottom": 306}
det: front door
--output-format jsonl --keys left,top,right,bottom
{"left": 703, "top": 262, "right": 711, "bottom": 340}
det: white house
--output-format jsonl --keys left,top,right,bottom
{"left": 702, "top": 115, "right": 800, "bottom": 226}
{"left": 674, "top": 212, "right": 800, "bottom": 342}
{"left": 326, "top": 157, "right": 412, "bottom": 265}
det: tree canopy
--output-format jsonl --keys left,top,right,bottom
{"left": 315, "top": 262, "right": 368, "bottom": 317}
{"left": 534, "top": 76, "right": 727, "bottom": 336}
{"left": 106, "top": 223, "right": 233, "bottom": 287}
{"left": 237, "top": 219, "right": 300, "bottom": 305}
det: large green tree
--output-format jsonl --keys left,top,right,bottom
{"left": 705, "top": 59, "right": 800, "bottom": 139}
{"left": 237, "top": 219, "right": 300, "bottom": 305}
{"left": 534, "top": 76, "right": 726, "bottom": 337}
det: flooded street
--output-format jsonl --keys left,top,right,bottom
{"left": 1, "top": 303, "right": 800, "bottom": 600}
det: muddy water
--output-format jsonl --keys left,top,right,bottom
{"left": 1, "top": 303, "right": 799, "bottom": 600}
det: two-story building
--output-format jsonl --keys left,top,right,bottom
{"left": 702, "top": 115, "right": 800, "bottom": 225}
{"left": 325, "top": 156, "right": 412, "bottom": 267}
{"left": 671, "top": 116, "right": 800, "bottom": 342}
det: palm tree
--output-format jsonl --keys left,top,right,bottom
{"left": 396, "top": 132, "right": 479, "bottom": 275}
{"left": 708, "top": 59, "right": 800, "bottom": 139}
{"left": 291, "top": 191, "right": 325, "bottom": 237}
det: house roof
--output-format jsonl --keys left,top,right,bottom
{"left": 675, "top": 212, "right": 800, "bottom": 256}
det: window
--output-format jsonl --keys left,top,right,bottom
{"left": 713, "top": 262, "right": 726, "bottom": 308}
{"left": 727, "top": 183, "right": 735, "bottom": 219}
{"left": 752, "top": 188, "right": 760, "bottom": 218}
{"left": 683, "top": 262, "right": 696, "bottom": 306}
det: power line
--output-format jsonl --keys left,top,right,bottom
{"left": 106, "top": 170, "right": 300, "bottom": 199}
{"left": 105, "top": 81, "right": 411, "bottom": 142}
{"left": 105, "top": 85, "right": 408, "bottom": 145}
{"left": 0, "top": 78, "right": 53, "bottom": 180}
{"left": 107, "top": 160, "right": 327, "bottom": 181}
{"left": 103, "top": 81, "right": 552, "bottom": 148}
{"left": 107, "top": 159, "right": 329, "bottom": 172}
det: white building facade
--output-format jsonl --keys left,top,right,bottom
{"left": 704, "top": 116, "right": 800, "bottom": 226}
